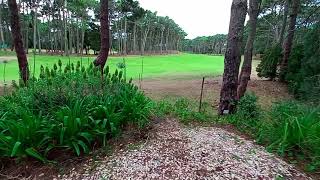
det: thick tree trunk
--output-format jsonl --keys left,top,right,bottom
{"left": 93, "top": 0, "right": 109, "bottom": 69}
{"left": 279, "top": 0, "right": 289, "bottom": 46}
{"left": 237, "top": 0, "right": 260, "bottom": 99}
{"left": 280, "top": 0, "right": 300, "bottom": 81}
{"left": 25, "top": 20, "right": 29, "bottom": 53}
{"left": 8, "top": 0, "right": 29, "bottom": 83}
{"left": 219, "top": 0, "right": 247, "bottom": 115}
{"left": 0, "top": 0, "right": 4, "bottom": 46}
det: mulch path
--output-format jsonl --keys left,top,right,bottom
{"left": 61, "top": 118, "right": 309, "bottom": 180}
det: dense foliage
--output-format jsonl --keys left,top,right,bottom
{"left": 227, "top": 93, "right": 320, "bottom": 171}
{"left": 256, "top": 44, "right": 282, "bottom": 80}
{"left": 257, "top": 22, "right": 320, "bottom": 102}
{"left": 226, "top": 93, "right": 261, "bottom": 134}
{"left": 286, "top": 23, "right": 320, "bottom": 102}
{"left": 181, "top": 34, "right": 227, "bottom": 54}
{"left": 0, "top": 61, "right": 152, "bottom": 161}
{"left": 258, "top": 101, "right": 320, "bottom": 171}
{"left": 0, "top": 0, "right": 186, "bottom": 55}
{"left": 153, "top": 98, "right": 214, "bottom": 124}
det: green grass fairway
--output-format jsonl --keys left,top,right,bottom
{"left": 0, "top": 53, "right": 224, "bottom": 83}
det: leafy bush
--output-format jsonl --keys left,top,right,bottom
{"left": 256, "top": 44, "right": 282, "bottom": 80}
{"left": 0, "top": 61, "right": 152, "bottom": 161}
{"left": 227, "top": 92, "right": 260, "bottom": 133}
{"left": 152, "top": 98, "right": 214, "bottom": 124}
{"left": 237, "top": 92, "right": 260, "bottom": 119}
{"left": 286, "top": 23, "right": 320, "bottom": 103}
{"left": 285, "top": 44, "right": 304, "bottom": 90}
{"left": 258, "top": 101, "right": 320, "bottom": 170}
{"left": 224, "top": 98, "right": 320, "bottom": 171}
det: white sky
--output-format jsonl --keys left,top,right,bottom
{"left": 138, "top": 0, "right": 233, "bottom": 39}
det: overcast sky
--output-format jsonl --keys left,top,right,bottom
{"left": 137, "top": 0, "right": 233, "bottom": 39}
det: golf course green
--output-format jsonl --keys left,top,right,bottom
{"left": 0, "top": 53, "right": 224, "bottom": 83}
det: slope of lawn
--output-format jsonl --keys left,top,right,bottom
{"left": 0, "top": 53, "right": 224, "bottom": 83}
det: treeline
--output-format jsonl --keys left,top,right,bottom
{"left": 218, "top": 0, "right": 320, "bottom": 114}
{"left": 182, "top": 34, "right": 227, "bottom": 54}
{"left": 0, "top": 0, "right": 186, "bottom": 55}
{"left": 255, "top": 0, "right": 320, "bottom": 102}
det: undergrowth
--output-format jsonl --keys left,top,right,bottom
{"left": 224, "top": 92, "right": 320, "bottom": 172}
{"left": 152, "top": 98, "right": 217, "bottom": 124}
{"left": 0, "top": 61, "right": 152, "bottom": 162}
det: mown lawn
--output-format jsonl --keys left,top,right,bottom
{"left": 0, "top": 53, "right": 224, "bottom": 83}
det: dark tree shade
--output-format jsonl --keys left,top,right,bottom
{"left": 219, "top": 0, "right": 247, "bottom": 115}
{"left": 8, "top": 0, "right": 29, "bottom": 84}
{"left": 94, "top": 0, "right": 110, "bottom": 69}
{"left": 280, "top": 0, "right": 300, "bottom": 81}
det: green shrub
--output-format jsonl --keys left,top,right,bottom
{"left": 151, "top": 100, "right": 174, "bottom": 118}
{"left": 285, "top": 22, "right": 320, "bottom": 103}
{"left": 227, "top": 92, "right": 260, "bottom": 133}
{"left": 258, "top": 101, "right": 320, "bottom": 170}
{"left": 256, "top": 44, "right": 282, "bottom": 80}
{"left": 237, "top": 92, "right": 260, "bottom": 119}
{"left": 151, "top": 98, "right": 214, "bottom": 124}
{"left": 285, "top": 44, "right": 304, "bottom": 91}
{"left": 0, "top": 61, "right": 152, "bottom": 161}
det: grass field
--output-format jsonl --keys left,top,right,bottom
{"left": 0, "top": 53, "right": 224, "bottom": 83}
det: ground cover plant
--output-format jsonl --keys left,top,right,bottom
{"left": 152, "top": 97, "right": 216, "bottom": 124}
{"left": 0, "top": 60, "right": 152, "bottom": 162}
{"left": 224, "top": 93, "right": 320, "bottom": 172}
{"left": 0, "top": 54, "right": 224, "bottom": 83}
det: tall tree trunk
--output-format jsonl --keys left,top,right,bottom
{"left": 68, "top": 12, "right": 72, "bottom": 55}
{"left": 141, "top": 25, "right": 149, "bottom": 55}
{"left": 59, "top": 9, "right": 63, "bottom": 53}
{"left": 63, "top": 0, "right": 68, "bottom": 56}
{"left": 76, "top": 17, "right": 79, "bottom": 54}
{"left": 47, "top": 4, "right": 52, "bottom": 53}
{"left": 123, "top": 17, "right": 127, "bottom": 55}
{"left": 25, "top": 20, "right": 29, "bottom": 53}
{"left": 279, "top": 0, "right": 289, "bottom": 46}
{"left": 237, "top": 0, "right": 260, "bottom": 99}
{"left": 0, "top": 0, "right": 5, "bottom": 46}
{"left": 93, "top": 0, "right": 109, "bottom": 69}
{"left": 165, "top": 28, "right": 169, "bottom": 53}
{"left": 81, "top": 16, "right": 85, "bottom": 56}
{"left": 8, "top": 0, "right": 29, "bottom": 83}
{"left": 115, "top": 21, "right": 120, "bottom": 54}
{"left": 37, "top": 19, "right": 41, "bottom": 54}
{"left": 219, "top": 0, "right": 247, "bottom": 115}
{"left": 47, "top": 16, "right": 51, "bottom": 52}
{"left": 133, "top": 21, "right": 137, "bottom": 54}
{"left": 33, "top": 3, "right": 37, "bottom": 53}
{"left": 280, "top": 0, "right": 300, "bottom": 81}
{"left": 160, "top": 27, "right": 164, "bottom": 54}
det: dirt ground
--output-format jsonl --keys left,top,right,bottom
{"left": 0, "top": 56, "right": 16, "bottom": 63}
{"left": 139, "top": 76, "right": 291, "bottom": 109}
